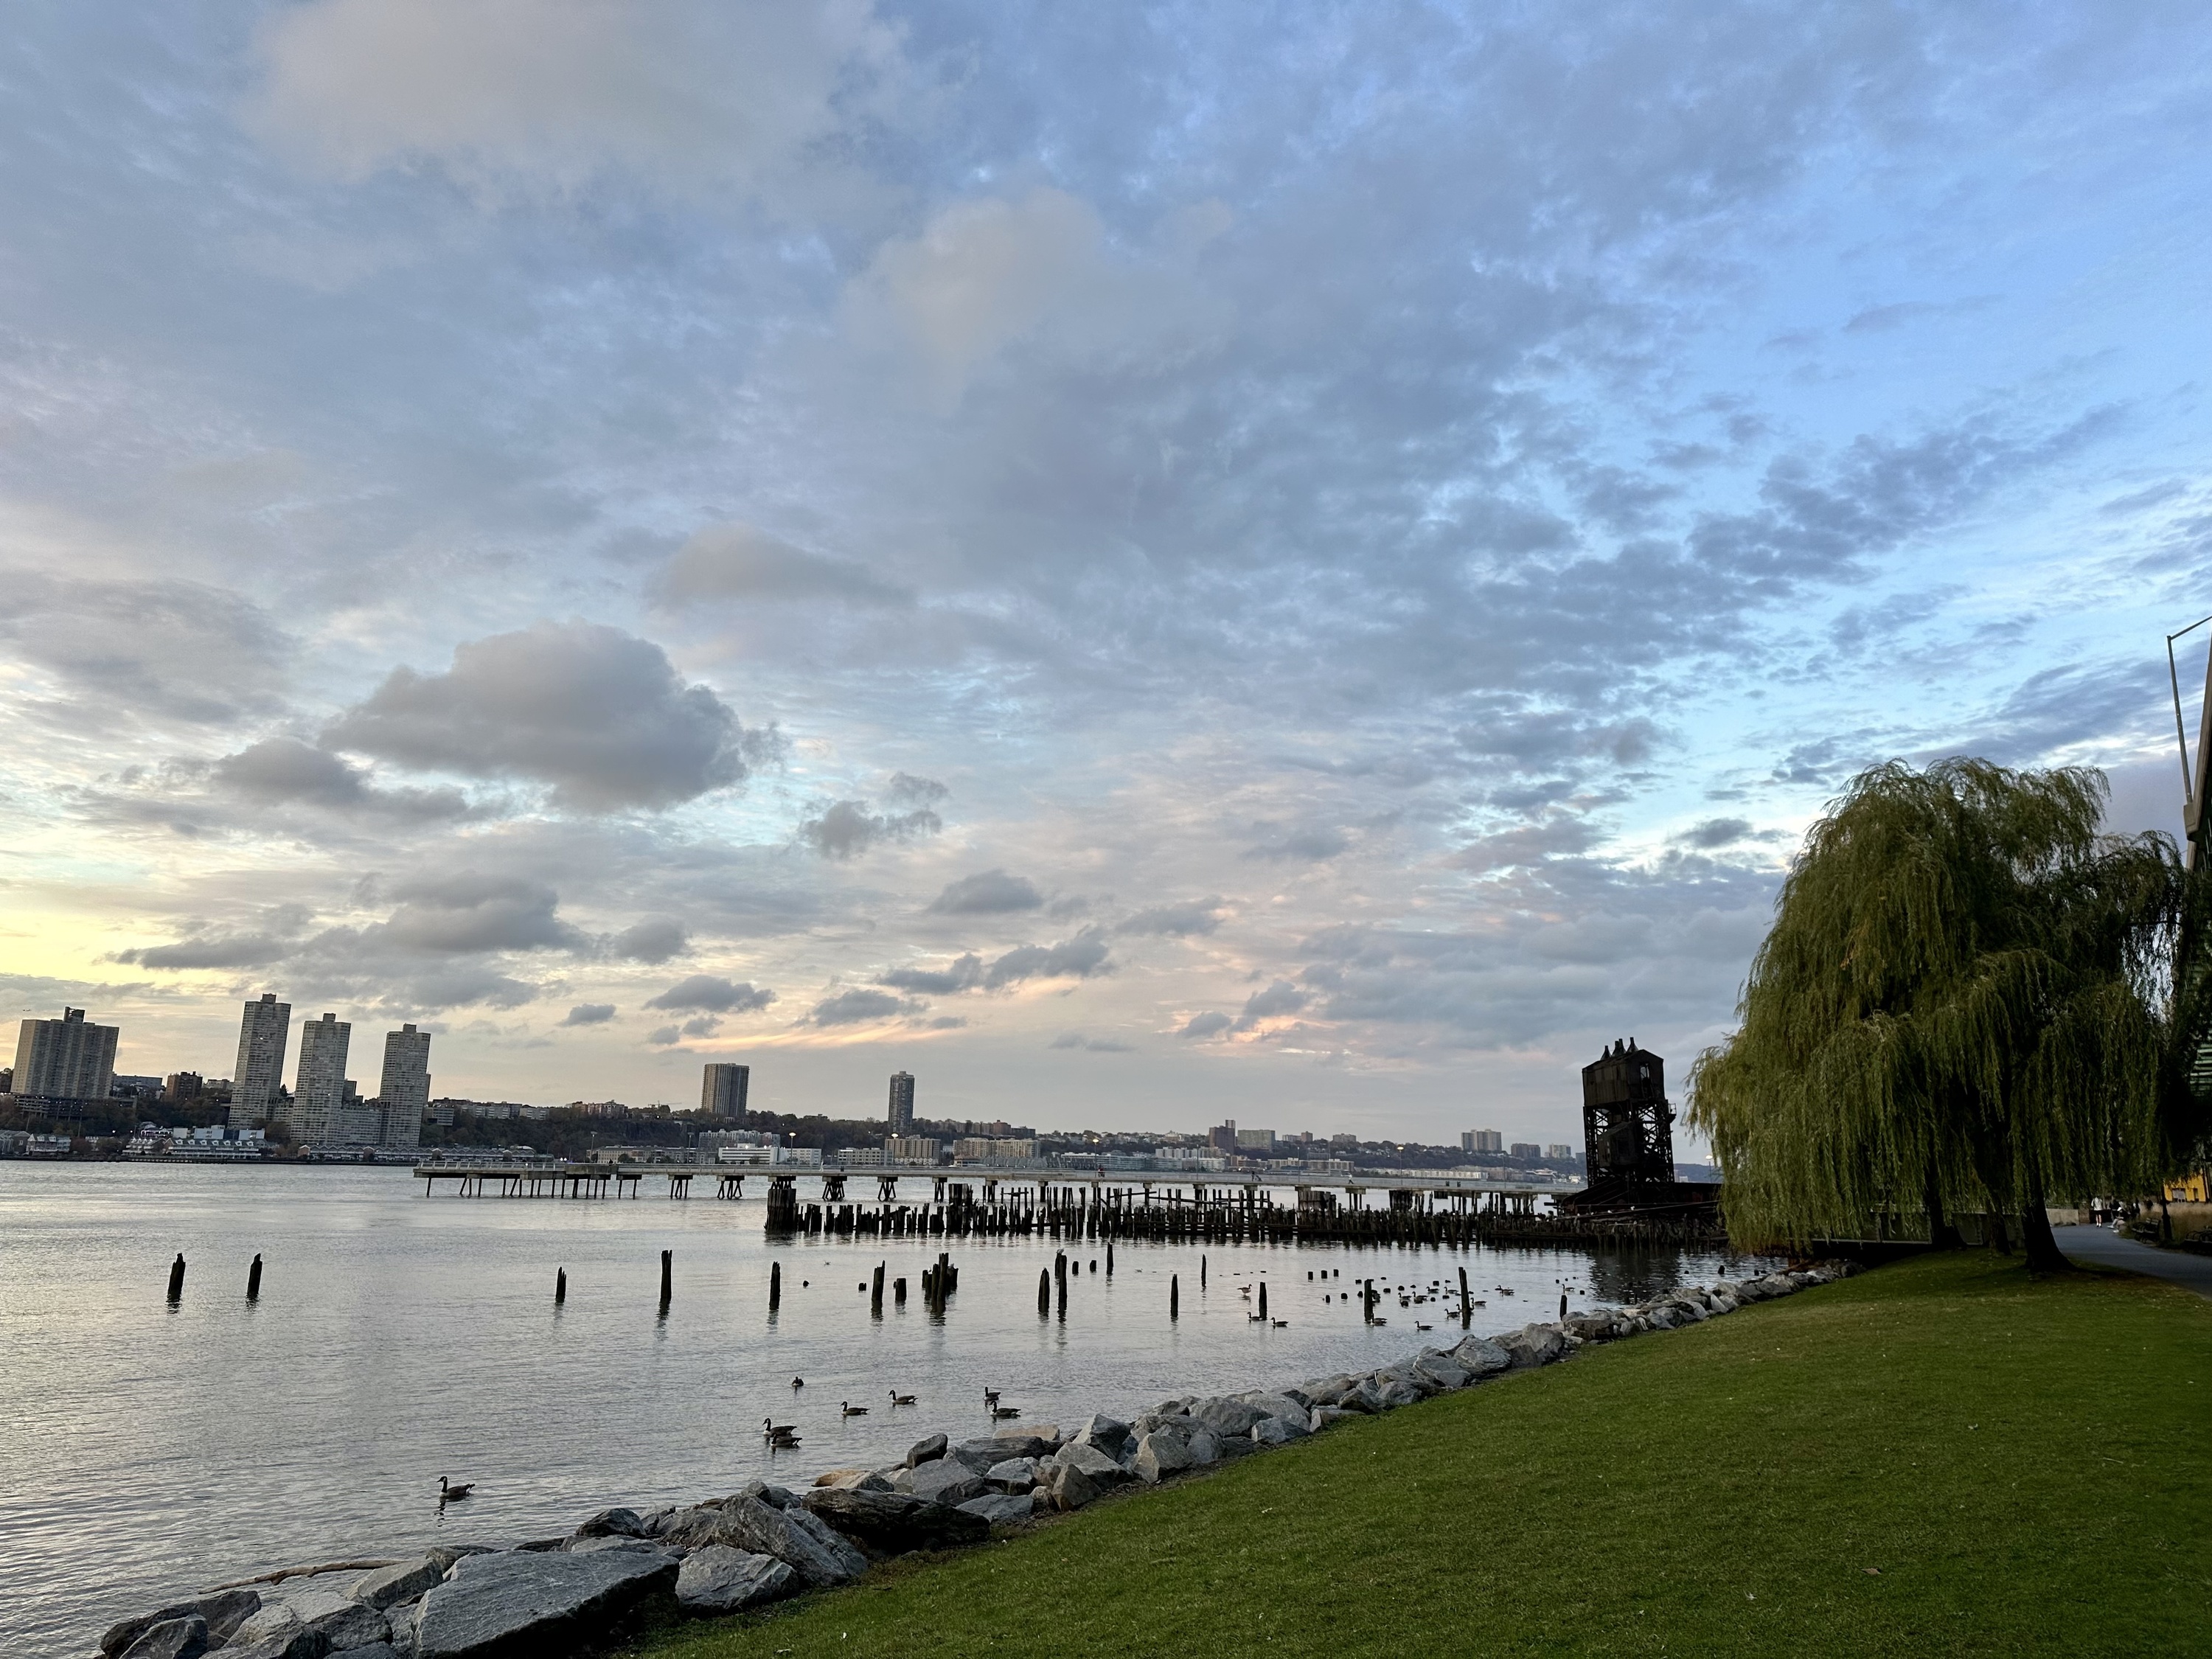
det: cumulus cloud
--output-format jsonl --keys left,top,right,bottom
{"left": 249, "top": 0, "right": 909, "bottom": 202}
{"left": 610, "top": 918, "right": 689, "bottom": 963}
{"left": 643, "top": 974, "right": 776, "bottom": 1013}
{"left": 1674, "top": 817, "right": 1755, "bottom": 849}
{"left": 325, "top": 622, "right": 773, "bottom": 813}
{"left": 119, "top": 932, "right": 294, "bottom": 970}
{"left": 1051, "top": 1032, "right": 1132, "bottom": 1051}
{"left": 1120, "top": 897, "right": 1227, "bottom": 936}
{"left": 879, "top": 953, "right": 982, "bottom": 995}
{"left": 805, "top": 986, "right": 922, "bottom": 1025}
{"left": 560, "top": 1001, "right": 616, "bottom": 1026}
{"left": 1178, "top": 1011, "right": 1234, "bottom": 1039}
{"left": 212, "top": 737, "right": 473, "bottom": 820}
{"left": 981, "top": 929, "right": 1111, "bottom": 988}
{"left": 928, "top": 869, "right": 1043, "bottom": 914}
{"left": 380, "top": 872, "right": 584, "bottom": 953}
{"left": 800, "top": 798, "right": 943, "bottom": 859}
{"left": 1232, "top": 980, "right": 1309, "bottom": 1032}
{"left": 655, "top": 523, "right": 911, "bottom": 608}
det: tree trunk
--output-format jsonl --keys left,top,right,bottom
{"left": 1923, "top": 1171, "right": 1964, "bottom": 1250}
{"left": 1986, "top": 1210, "right": 2012, "bottom": 1253}
{"left": 2020, "top": 1167, "right": 2070, "bottom": 1275}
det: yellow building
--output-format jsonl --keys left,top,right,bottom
{"left": 2166, "top": 1171, "right": 2210, "bottom": 1203}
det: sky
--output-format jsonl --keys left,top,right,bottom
{"left": 2, "top": 1, "right": 2208, "bottom": 1150}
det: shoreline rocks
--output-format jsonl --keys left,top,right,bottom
{"left": 93, "top": 1260, "right": 1858, "bottom": 1659}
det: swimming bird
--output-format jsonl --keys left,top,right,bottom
{"left": 439, "top": 1477, "right": 474, "bottom": 1502}
{"left": 991, "top": 1405, "right": 1021, "bottom": 1420}
{"left": 1271, "top": 1319, "right": 1289, "bottom": 1328}
{"left": 763, "top": 1417, "right": 800, "bottom": 1445}
{"left": 791, "top": 1377, "right": 804, "bottom": 1391}
{"left": 1415, "top": 1322, "right": 1432, "bottom": 1332}
{"left": 983, "top": 1388, "right": 1001, "bottom": 1411}
{"left": 889, "top": 1391, "right": 916, "bottom": 1407}
{"left": 841, "top": 1401, "right": 868, "bottom": 1417}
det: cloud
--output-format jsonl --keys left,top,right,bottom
{"left": 1677, "top": 817, "right": 1753, "bottom": 849}
{"left": 249, "top": 0, "right": 908, "bottom": 202}
{"left": 887, "top": 773, "right": 950, "bottom": 806}
{"left": 380, "top": 872, "right": 584, "bottom": 953}
{"left": 643, "top": 974, "right": 776, "bottom": 1014}
{"left": 981, "top": 928, "right": 1112, "bottom": 989}
{"left": 560, "top": 1002, "right": 616, "bottom": 1026}
{"left": 212, "top": 737, "right": 473, "bottom": 820}
{"left": 1243, "top": 826, "right": 1349, "bottom": 863}
{"left": 805, "top": 986, "right": 922, "bottom": 1026}
{"left": 929, "top": 869, "right": 1043, "bottom": 914}
{"left": 1232, "top": 980, "right": 1309, "bottom": 1032}
{"left": 646, "top": 1024, "right": 682, "bottom": 1046}
{"left": 1052, "top": 1032, "right": 1133, "bottom": 1052}
{"left": 326, "top": 622, "right": 773, "bottom": 812}
{"left": 800, "top": 799, "right": 943, "bottom": 859}
{"left": 879, "top": 953, "right": 982, "bottom": 995}
{"left": 610, "top": 918, "right": 689, "bottom": 963}
{"left": 1120, "top": 897, "right": 1227, "bottom": 936}
{"left": 680, "top": 1014, "right": 720, "bottom": 1037}
{"left": 119, "top": 933, "right": 294, "bottom": 970}
{"left": 655, "top": 523, "right": 911, "bottom": 608}
{"left": 1178, "top": 1011, "right": 1233, "bottom": 1039}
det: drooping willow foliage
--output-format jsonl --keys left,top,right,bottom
{"left": 1688, "top": 758, "right": 2212, "bottom": 1267}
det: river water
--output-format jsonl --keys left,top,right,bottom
{"left": 0, "top": 1163, "right": 1771, "bottom": 1655}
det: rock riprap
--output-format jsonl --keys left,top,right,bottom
{"left": 92, "top": 1259, "right": 1856, "bottom": 1658}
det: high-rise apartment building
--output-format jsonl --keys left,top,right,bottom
{"left": 378, "top": 1024, "right": 431, "bottom": 1150}
{"left": 1545, "top": 1143, "right": 1573, "bottom": 1161}
{"left": 1234, "top": 1127, "right": 1276, "bottom": 1152}
{"left": 887, "top": 1071, "right": 915, "bottom": 1134}
{"left": 1509, "top": 1141, "right": 1540, "bottom": 1158}
{"left": 701, "top": 1062, "right": 749, "bottom": 1120}
{"left": 11, "top": 1008, "right": 119, "bottom": 1105}
{"left": 1207, "top": 1119, "right": 1238, "bottom": 1153}
{"left": 289, "top": 1012, "right": 351, "bottom": 1144}
{"left": 1462, "top": 1129, "right": 1503, "bottom": 1154}
{"left": 229, "top": 993, "right": 291, "bottom": 1127}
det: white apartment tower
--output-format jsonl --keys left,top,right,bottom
{"left": 229, "top": 993, "right": 291, "bottom": 1127}
{"left": 378, "top": 1023, "right": 431, "bottom": 1150}
{"left": 290, "top": 1012, "right": 351, "bottom": 1144}
{"left": 12, "top": 1008, "right": 119, "bottom": 1105}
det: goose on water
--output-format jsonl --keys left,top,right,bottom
{"left": 841, "top": 1401, "right": 869, "bottom": 1417}
{"left": 991, "top": 1405, "right": 1021, "bottom": 1420}
{"left": 439, "top": 1477, "right": 474, "bottom": 1501}
{"left": 983, "top": 1388, "right": 1001, "bottom": 1410}
{"left": 888, "top": 1391, "right": 917, "bottom": 1407}
{"left": 763, "top": 1416, "right": 800, "bottom": 1444}
{"left": 791, "top": 1377, "right": 804, "bottom": 1391}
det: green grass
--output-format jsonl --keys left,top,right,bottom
{"left": 626, "top": 1253, "right": 2212, "bottom": 1658}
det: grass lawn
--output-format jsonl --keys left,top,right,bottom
{"left": 625, "top": 1251, "right": 2212, "bottom": 1658}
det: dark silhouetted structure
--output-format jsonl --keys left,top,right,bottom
{"left": 1581, "top": 1038, "right": 1674, "bottom": 1188}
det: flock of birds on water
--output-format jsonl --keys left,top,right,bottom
{"left": 433, "top": 1264, "right": 1587, "bottom": 1492}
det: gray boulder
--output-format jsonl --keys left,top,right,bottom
{"left": 1250, "top": 1416, "right": 1299, "bottom": 1447}
{"left": 983, "top": 1457, "right": 1040, "bottom": 1494}
{"left": 352, "top": 1557, "right": 445, "bottom": 1612}
{"left": 737, "top": 1480, "right": 793, "bottom": 1509}
{"left": 1189, "top": 1398, "right": 1268, "bottom": 1437}
{"left": 798, "top": 1488, "right": 990, "bottom": 1555}
{"left": 1335, "top": 1379, "right": 1384, "bottom": 1413}
{"left": 426, "top": 1545, "right": 499, "bottom": 1574}
{"left": 565, "top": 1537, "right": 673, "bottom": 1558}
{"left": 1002, "top": 1422, "right": 1060, "bottom": 1445}
{"left": 1184, "top": 1425, "right": 1226, "bottom": 1466}
{"left": 1562, "top": 1312, "right": 1617, "bottom": 1341}
{"left": 655, "top": 1506, "right": 737, "bottom": 1549}
{"left": 223, "top": 1604, "right": 321, "bottom": 1659}
{"left": 673, "top": 1546, "right": 796, "bottom": 1615}
{"left": 955, "top": 1492, "right": 1035, "bottom": 1527}
{"left": 981, "top": 1432, "right": 1059, "bottom": 1463}
{"left": 288, "top": 1587, "right": 389, "bottom": 1654}
{"left": 1311, "top": 1405, "right": 1360, "bottom": 1429}
{"left": 908, "top": 1456, "right": 988, "bottom": 1507}
{"left": 1043, "top": 1461, "right": 1102, "bottom": 1512}
{"left": 332, "top": 1648, "right": 397, "bottom": 1659}
{"left": 1071, "top": 1413, "right": 1133, "bottom": 1462}
{"left": 1449, "top": 1335, "right": 1512, "bottom": 1374}
{"left": 1374, "top": 1377, "right": 1425, "bottom": 1409}
{"left": 577, "top": 1506, "right": 648, "bottom": 1538}
{"left": 1132, "top": 1431, "right": 1192, "bottom": 1483}
{"left": 1413, "top": 1352, "right": 1472, "bottom": 1391}
{"left": 1298, "top": 1374, "right": 1359, "bottom": 1408}
{"left": 716, "top": 1497, "right": 869, "bottom": 1588}
{"left": 414, "top": 1547, "right": 678, "bottom": 1658}
{"left": 1052, "top": 1440, "right": 1133, "bottom": 1485}
{"left": 104, "top": 1590, "right": 260, "bottom": 1658}
{"left": 119, "top": 1617, "right": 206, "bottom": 1659}
{"left": 905, "top": 1433, "right": 948, "bottom": 1468}
{"left": 1498, "top": 1324, "right": 1571, "bottom": 1367}
{"left": 1240, "top": 1392, "right": 1313, "bottom": 1427}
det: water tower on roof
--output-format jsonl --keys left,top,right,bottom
{"left": 1580, "top": 1038, "right": 1675, "bottom": 1189}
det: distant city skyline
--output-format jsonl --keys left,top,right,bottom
{"left": 1, "top": 5, "right": 2204, "bottom": 1152}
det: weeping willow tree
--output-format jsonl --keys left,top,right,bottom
{"left": 1689, "top": 757, "right": 2212, "bottom": 1272}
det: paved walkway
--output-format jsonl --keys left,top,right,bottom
{"left": 2055, "top": 1224, "right": 2212, "bottom": 1301}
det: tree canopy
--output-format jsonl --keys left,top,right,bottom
{"left": 1688, "top": 757, "right": 2211, "bottom": 1270}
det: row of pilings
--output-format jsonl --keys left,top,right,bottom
{"left": 759, "top": 1178, "right": 1724, "bottom": 1248}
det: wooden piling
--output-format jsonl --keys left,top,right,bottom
{"left": 556, "top": 1267, "right": 567, "bottom": 1304}
{"left": 246, "top": 1253, "right": 262, "bottom": 1301}
{"left": 1259, "top": 1281, "right": 1267, "bottom": 1319}
{"left": 1170, "top": 1273, "right": 1179, "bottom": 1319}
{"left": 770, "top": 1261, "right": 782, "bottom": 1310}
{"left": 1201, "top": 1253, "right": 1207, "bottom": 1288}
{"left": 872, "top": 1262, "right": 885, "bottom": 1314}
{"left": 1107, "top": 1241, "right": 1114, "bottom": 1276}
{"left": 894, "top": 1276, "right": 907, "bottom": 1305}
{"left": 659, "top": 1249, "right": 672, "bottom": 1310}
{"left": 1459, "top": 1265, "right": 1471, "bottom": 1326}
{"left": 167, "top": 1253, "right": 185, "bottom": 1302}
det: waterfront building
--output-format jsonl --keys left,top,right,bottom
{"left": 1463, "top": 1128, "right": 1503, "bottom": 1153}
{"left": 1546, "top": 1142, "right": 1573, "bottom": 1161}
{"left": 1235, "top": 1127, "right": 1276, "bottom": 1152}
{"left": 289, "top": 1012, "right": 351, "bottom": 1143}
{"left": 10, "top": 1008, "right": 119, "bottom": 1111}
{"left": 229, "top": 993, "right": 291, "bottom": 1127}
{"left": 700, "top": 1062, "right": 749, "bottom": 1120}
{"left": 378, "top": 1024, "right": 431, "bottom": 1150}
{"left": 1207, "top": 1119, "right": 1237, "bottom": 1153}
{"left": 1510, "top": 1141, "right": 1540, "bottom": 1158}
{"left": 886, "top": 1135, "right": 942, "bottom": 1165}
{"left": 887, "top": 1071, "right": 915, "bottom": 1133}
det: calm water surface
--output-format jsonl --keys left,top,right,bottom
{"left": 0, "top": 1163, "right": 1772, "bottom": 1655}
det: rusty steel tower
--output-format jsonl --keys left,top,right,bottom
{"left": 1580, "top": 1038, "right": 1676, "bottom": 1189}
